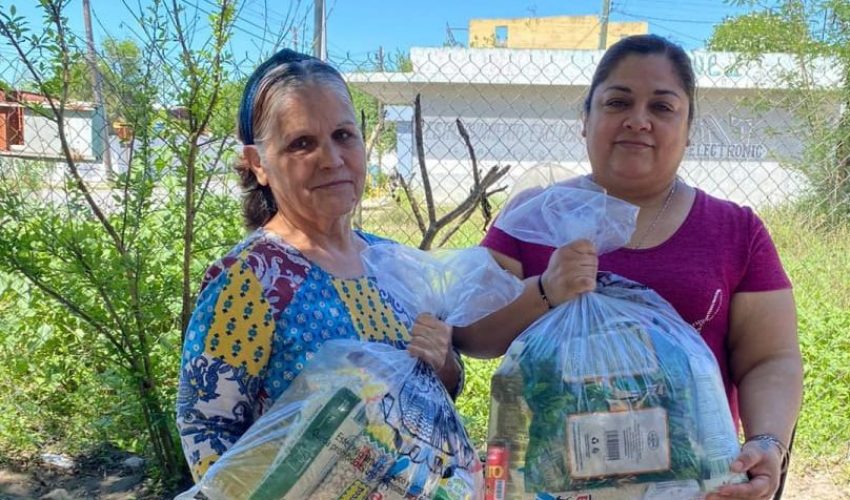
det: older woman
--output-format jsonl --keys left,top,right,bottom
{"left": 176, "top": 49, "right": 461, "bottom": 482}
{"left": 455, "top": 35, "right": 802, "bottom": 500}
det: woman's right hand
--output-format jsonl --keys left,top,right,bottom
{"left": 540, "top": 239, "right": 598, "bottom": 306}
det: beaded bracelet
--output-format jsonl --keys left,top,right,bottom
{"left": 745, "top": 433, "right": 790, "bottom": 473}
{"left": 537, "top": 275, "right": 553, "bottom": 310}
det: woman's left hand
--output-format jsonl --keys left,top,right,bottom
{"left": 407, "top": 313, "right": 452, "bottom": 372}
{"left": 706, "top": 440, "right": 784, "bottom": 499}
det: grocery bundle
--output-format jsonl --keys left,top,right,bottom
{"left": 177, "top": 340, "right": 482, "bottom": 500}
{"left": 178, "top": 245, "right": 524, "bottom": 500}
{"left": 485, "top": 181, "right": 746, "bottom": 500}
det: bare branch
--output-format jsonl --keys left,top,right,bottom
{"left": 394, "top": 170, "right": 427, "bottom": 235}
{"left": 456, "top": 117, "right": 495, "bottom": 229}
{"left": 364, "top": 107, "right": 386, "bottom": 161}
{"left": 413, "top": 94, "right": 436, "bottom": 223}
{"left": 437, "top": 204, "right": 478, "bottom": 248}
{"left": 419, "top": 165, "right": 510, "bottom": 249}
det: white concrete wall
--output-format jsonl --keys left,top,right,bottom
{"left": 15, "top": 109, "right": 95, "bottom": 160}
{"left": 386, "top": 84, "right": 818, "bottom": 209}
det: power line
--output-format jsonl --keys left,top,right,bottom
{"left": 617, "top": 10, "right": 722, "bottom": 25}
{"left": 614, "top": 10, "right": 706, "bottom": 43}
{"left": 186, "top": 0, "right": 286, "bottom": 50}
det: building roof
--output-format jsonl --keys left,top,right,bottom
{"left": 0, "top": 89, "right": 97, "bottom": 112}
{"left": 345, "top": 47, "right": 843, "bottom": 104}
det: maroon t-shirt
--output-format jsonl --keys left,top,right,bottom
{"left": 481, "top": 188, "right": 791, "bottom": 425}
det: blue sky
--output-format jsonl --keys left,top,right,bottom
{"left": 2, "top": 0, "right": 763, "bottom": 79}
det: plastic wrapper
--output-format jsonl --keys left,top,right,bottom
{"left": 485, "top": 182, "right": 746, "bottom": 499}
{"left": 178, "top": 340, "right": 484, "bottom": 500}
{"left": 361, "top": 244, "right": 525, "bottom": 327}
{"left": 177, "top": 246, "right": 523, "bottom": 500}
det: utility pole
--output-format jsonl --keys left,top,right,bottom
{"left": 313, "top": 0, "right": 326, "bottom": 60}
{"left": 82, "top": 0, "right": 113, "bottom": 179}
{"left": 598, "top": 0, "right": 611, "bottom": 50}
{"left": 377, "top": 46, "right": 384, "bottom": 171}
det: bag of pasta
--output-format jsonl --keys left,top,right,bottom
{"left": 485, "top": 181, "right": 746, "bottom": 500}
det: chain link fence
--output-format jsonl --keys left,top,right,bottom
{"left": 1, "top": 39, "right": 848, "bottom": 249}
{"left": 1, "top": 4, "right": 849, "bottom": 485}
{"left": 335, "top": 47, "right": 849, "bottom": 247}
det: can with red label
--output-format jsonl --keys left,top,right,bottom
{"left": 485, "top": 442, "right": 509, "bottom": 500}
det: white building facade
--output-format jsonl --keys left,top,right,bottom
{"left": 347, "top": 47, "right": 843, "bottom": 208}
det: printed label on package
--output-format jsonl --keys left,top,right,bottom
{"left": 562, "top": 325, "right": 659, "bottom": 382}
{"left": 567, "top": 408, "right": 670, "bottom": 478}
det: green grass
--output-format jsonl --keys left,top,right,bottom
{"left": 762, "top": 208, "right": 850, "bottom": 476}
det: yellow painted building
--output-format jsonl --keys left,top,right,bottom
{"left": 469, "top": 15, "right": 647, "bottom": 49}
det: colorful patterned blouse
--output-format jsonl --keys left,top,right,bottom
{"left": 176, "top": 229, "right": 421, "bottom": 481}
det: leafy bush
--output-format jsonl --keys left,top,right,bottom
{"left": 762, "top": 208, "right": 850, "bottom": 470}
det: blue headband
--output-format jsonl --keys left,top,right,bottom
{"left": 238, "top": 49, "right": 316, "bottom": 145}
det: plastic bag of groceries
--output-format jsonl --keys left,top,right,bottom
{"left": 177, "top": 340, "right": 482, "bottom": 500}
{"left": 485, "top": 181, "right": 746, "bottom": 500}
{"left": 177, "top": 246, "right": 523, "bottom": 500}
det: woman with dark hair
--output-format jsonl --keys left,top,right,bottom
{"left": 456, "top": 34, "right": 802, "bottom": 499}
{"left": 176, "top": 49, "right": 462, "bottom": 482}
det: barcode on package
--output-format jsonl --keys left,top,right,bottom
{"left": 568, "top": 408, "right": 671, "bottom": 478}
{"left": 495, "top": 479, "right": 505, "bottom": 499}
{"left": 605, "top": 430, "right": 620, "bottom": 461}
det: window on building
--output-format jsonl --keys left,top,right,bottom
{"left": 9, "top": 107, "right": 23, "bottom": 145}
{"left": 495, "top": 25, "right": 508, "bottom": 47}
{"left": 0, "top": 105, "right": 24, "bottom": 151}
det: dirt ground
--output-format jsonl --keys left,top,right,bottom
{"left": 0, "top": 450, "right": 847, "bottom": 500}
{"left": 0, "top": 444, "right": 189, "bottom": 500}
{"left": 781, "top": 461, "right": 850, "bottom": 500}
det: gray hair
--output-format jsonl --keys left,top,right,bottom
{"left": 236, "top": 56, "right": 353, "bottom": 230}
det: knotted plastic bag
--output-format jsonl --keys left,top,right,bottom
{"left": 485, "top": 182, "right": 745, "bottom": 499}
{"left": 178, "top": 340, "right": 483, "bottom": 500}
{"left": 360, "top": 244, "right": 525, "bottom": 327}
{"left": 177, "top": 246, "right": 523, "bottom": 500}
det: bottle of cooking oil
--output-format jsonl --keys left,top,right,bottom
{"left": 486, "top": 346, "right": 531, "bottom": 499}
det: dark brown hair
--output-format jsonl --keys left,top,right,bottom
{"left": 584, "top": 34, "right": 696, "bottom": 127}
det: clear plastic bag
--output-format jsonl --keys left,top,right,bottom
{"left": 178, "top": 340, "right": 484, "bottom": 500}
{"left": 485, "top": 182, "right": 746, "bottom": 499}
{"left": 361, "top": 244, "right": 525, "bottom": 327}
{"left": 175, "top": 246, "right": 521, "bottom": 500}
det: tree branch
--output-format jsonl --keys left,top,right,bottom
{"left": 6, "top": 255, "right": 136, "bottom": 371}
{"left": 394, "top": 169, "right": 427, "bottom": 235}
{"left": 413, "top": 94, "right": 436, "bottom": 223}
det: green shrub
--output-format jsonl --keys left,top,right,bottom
{"left": 763, "top": 208, "right": 850, "bottom": 467}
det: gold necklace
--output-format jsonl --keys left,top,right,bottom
{"left": 630, "top": 179, "right": 678, "bottom": 250}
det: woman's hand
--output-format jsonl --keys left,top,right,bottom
{"left": 706, "top": 440, "right": 784, "bottom": 499}
{"left": 540, "top": 239, "right": 598, "bottom": 306}
{"left": 407, "top": 313, "right": 453, "bottom": 372}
